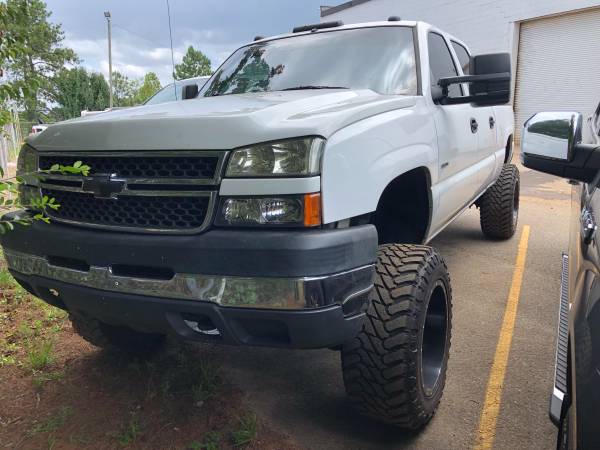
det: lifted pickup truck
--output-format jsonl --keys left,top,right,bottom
{"left": 2, "top": 19, "right": 518, "bottom": 429}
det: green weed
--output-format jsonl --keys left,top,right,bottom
{"left": 28, "top": 407, "right": 72, "bottom": 435}
{"left": 118, "top": 415, "right": 142, "bottom": 447}
{"left": 189, "top": 432, "right": 221, "bottom": 450}
{"left": 27, "top": 340, "right": 54, "bottom": 370}
{"left": 231, "top": 413, "right": 258, "bottom": 448}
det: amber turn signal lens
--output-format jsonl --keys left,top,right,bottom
{"left": 304, "top": 193, "right": 322, "bottom": 227}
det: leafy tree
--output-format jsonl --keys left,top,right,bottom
{"left": 134, "top": 72, "right": 161, "bottom": 104}
{"left": 50, "top": 67, "right": 109, "bottom": 120}
{"left": 174, "top": 46, "right": 211, "bottom": 80}
{"left": 111, "top": 71, "right": 140, "bottom": 107}
{"left": 3, "top": 0, "right": 78, "bottom": 122}
{"left": 0, "top": 1, "right": 28, "bottom": 128}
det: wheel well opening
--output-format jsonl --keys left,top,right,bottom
{"left": 505, "top": 135, "right": 514, "bottom": 164}
{"left": 371, "top": 167, "right": 431, "bottom": 245}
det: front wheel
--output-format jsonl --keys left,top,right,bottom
{"left": 341, "top": 244, "right": 452, "bottom": 429}
{"left": 479, "top": 164, "right": 520, "bottom": 240}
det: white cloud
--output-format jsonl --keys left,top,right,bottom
{"left": 64, "top": 32, "right": 242, "bottom": 86}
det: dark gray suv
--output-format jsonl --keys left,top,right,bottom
{"left": 522, "top": 102, "right": 600, "bottom": 449}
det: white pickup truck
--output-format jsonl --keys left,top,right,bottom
{"left": 2, "top": 19, "right": 517, "bottom": 429}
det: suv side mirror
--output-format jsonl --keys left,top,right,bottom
{"left": 437, "top": 53, "right": 511, "bottom": 106}
{"left": 182, "top": 83, "right": 199, "bottom": 100}
{"left": 521, "top": 111, "right": 600, "bottom": 183}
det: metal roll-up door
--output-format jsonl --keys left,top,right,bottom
{"left": 514, "top": 8, "right": 600, "bottom": 142}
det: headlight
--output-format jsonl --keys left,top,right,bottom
{"left": 216, "top": 193, "right": 321, "bottom": 227}
{"left": 16, "top": 145, "right": 39, "bottom": 185}
{"left": 226, "top": 137, "right": 324, "bottom": 177}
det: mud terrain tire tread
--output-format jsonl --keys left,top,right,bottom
{"left": 341, "top": 244, "right": 452, "bottom": 429}
{"left": 479, "top": 164, "right": 520, "bottom": 239}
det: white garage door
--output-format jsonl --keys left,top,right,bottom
{"left": 514, "top": 8, "right": 600, "bottom": 142}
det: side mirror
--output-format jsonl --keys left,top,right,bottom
{"left": 182, "top": 83, "right": 199, "bottom": 100}
{"left": 521, "top": 111, "right": 600, "bottom": 183}
{"left": 437, "top": 53, "right": 511, "bottom": 106}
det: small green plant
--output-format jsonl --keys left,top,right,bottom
{"left": 28, "top": 407, "right": 72, "bottom": 435}
{"left": 231, "top": 413, "right": 258, "bottom": 448}
{"left": 189, "top": 432, "right": 221, "bottom": 450}
{"left": 118, "top": 415, "right": 142, "bottom": 447}
{"left": 192, "top": 361, "right": 221, "bottom": 403}
{"left": 17, "top": 321, "right": 34, "bottom": 339}
{"left": 33, "top": 370, "right": 64, "bottom": 387}
{"left": 27, "top": 340, "right": 54, "bottom": 370}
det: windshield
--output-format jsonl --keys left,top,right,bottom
{"left": 145, "top": 83, "right": 181, "bottom": 105}
{"left": 201, "top": 26, "right": 417, "bottom": 97}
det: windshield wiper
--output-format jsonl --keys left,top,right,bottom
{"left": 280, "top": 85, "right": 349, "bottom": 91}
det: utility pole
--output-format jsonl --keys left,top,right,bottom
{"left": 104, "top": 11, "right": 113, "bottom": 108}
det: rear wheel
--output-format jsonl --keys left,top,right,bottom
{"left": 341, "top": 244, "right": 452, "bottom": 429}
{"left": 70, "top": 313, "right": 165, "bottom": 356}
{"left": 479, "top": 164, "right": 520, "bottom": 239}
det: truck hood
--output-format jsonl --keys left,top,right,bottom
{"left": 29, "top": 90, "right": 416, "bottom": 151}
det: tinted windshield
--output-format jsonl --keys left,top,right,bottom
{"left": 145, "top": 83, "right": 181, "bottom": 105}
{"left": 201, "top": 27, "right": 417, "bottom": 97}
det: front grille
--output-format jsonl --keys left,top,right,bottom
{"left": 39, "top": 154, "right": 219, "bottom": 180}
{"left": 43, "top": 189, "right": 211, "bottom": 231}
{"left": 38, "top": 151, "right": 225, "bottom": 234}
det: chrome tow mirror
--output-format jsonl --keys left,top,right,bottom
{"left": 522, "top": 111, "right": 583, "bottom": 162}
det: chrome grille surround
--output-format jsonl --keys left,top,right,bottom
{"left": 37, "top": 151, "right": 227, "bottom": 234}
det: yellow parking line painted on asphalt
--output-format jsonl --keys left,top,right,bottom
{"left": 473, "top": 225, "right": 531, "bottom": 450}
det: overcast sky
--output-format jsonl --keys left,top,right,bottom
{"left": 44, "top": 0, "right": 328, "bottom": 85}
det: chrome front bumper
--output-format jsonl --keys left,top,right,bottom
{"left": 4, "top": 249, "right": 373, "bottom": 311}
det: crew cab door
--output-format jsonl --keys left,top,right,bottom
{"left": 450, "top": 40, "right": 499, "bottom": 189}
{"left": 428, "top": 32, "right": 481, "bottom": 230}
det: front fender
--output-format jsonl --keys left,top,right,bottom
{"left": 321, "top": 103, "right": 438, "bottom": 223}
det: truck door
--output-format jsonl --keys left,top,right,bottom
{"left": 450, "top": 40, "right": 499, "bottom": 192}
{"left": 429, "top": 32, "right": 480, "bottom": 230}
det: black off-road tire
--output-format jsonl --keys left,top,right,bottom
{"left": 69, "top": 313, "right": 165, "bottom": 356}
{"left": 341, "top": 244, "right": 452, "bottom": 429}
{"left": 479, "top": 164, "right": 520, "bottom": 239}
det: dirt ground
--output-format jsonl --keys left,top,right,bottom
{"left": 0, "top": 274, "right": 298, "bottom": 450}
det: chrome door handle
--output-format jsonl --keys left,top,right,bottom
{"left": 581, "top": 208, "right": 597, "bottom": 245}
{"left": 470, "top": 118, "right": 478, "bottom": 133}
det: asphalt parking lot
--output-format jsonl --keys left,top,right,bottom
{"left": 211, "top": 159, "right": 570, "bottom": 450}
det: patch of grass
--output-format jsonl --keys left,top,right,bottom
{"left": 231, "top": 413, "right": 258, "bottom": 448}
{"left": 33, "top": 370, "right": 65, "bottom": 387}
{"left": 189, "top": 432, "right": 221, "bottom": 450}
{"left": 192, "top": 361, "right": 221, "bottom": 404}
{"left": 17, "top": 321, "right": 35, "bottom": 339}
{"left": 27, "top": 340, "right": 55, "bottom": 371}
{"left": 0, "top": 338, "right": 18, "bottom": 366}
{"left": 118, "top": 415, "right": 142, "bottom": 447}
{"left": 28, "top": 407, "right": 72, "bottom": 436}
{"left": 156, "top": 350, "right": 222, "bottom": 404}
{"left": 0, "top": 354, "right": 16, "bottom": 366}
{"left": 0, "top": 266, "right": 17, "bottom": 289}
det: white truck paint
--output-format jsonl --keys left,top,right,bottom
{"left": 30, "top": 21, "right": 513, "bottom": 244}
